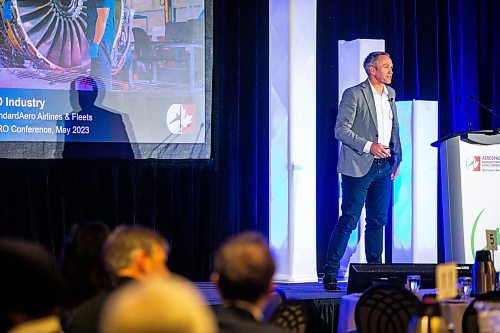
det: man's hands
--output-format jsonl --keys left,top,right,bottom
{"left": 370, "top": 143, "right": 400, "bottom": 180}
{"left": 369, "top": 143, "right": 391, "bottom": 158}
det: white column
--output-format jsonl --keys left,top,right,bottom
{"left": 393, "top": 100, "right": 439, "bottom": 263}
{"left": 269, "top": 0, "right": 317, "bottom": 282}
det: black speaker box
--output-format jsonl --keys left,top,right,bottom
{"left": 346, "top": 263, "right": 473, "bottom": 294}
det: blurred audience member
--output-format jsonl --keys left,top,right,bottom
{"left": 212, "top": 231, "right": 289, "bottom": 333}
{"left": 0, "top": 238, "right": 67, "bottom": 333}
{"left": 65, "top": 225, "right": 171, "bottom": 333}
{"left": 60, "top": 221, "right": 111, "bottom": 306}
{"left": 100, "top": 277, "right": 216, "bottom": 333}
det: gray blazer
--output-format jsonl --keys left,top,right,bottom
{"left": 335, "top": 79, "right": 402, "bottom": 177}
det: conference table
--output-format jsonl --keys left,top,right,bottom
{"left": 337, "top": 289, "right": 470, "bottom": 333}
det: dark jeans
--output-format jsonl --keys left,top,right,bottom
{"left": 324, "top": 159, "right": 392, "bottom": 279}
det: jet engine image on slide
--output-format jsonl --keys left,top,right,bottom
{"left": 0, "top": 0, "right": 130, "bottom": 85}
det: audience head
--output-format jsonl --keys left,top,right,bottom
{"left": 100, "top": 277, "right": 216, "bottom": 333}
{"left": 0, "top": 238, "right": 67, "bottom": 331}
{"left": 103, "top": 225, "right": 170, "bottom": 281}
{"left": 60, "top": 221, "right": 111, "bottom": 305}
{"left": 212, "top": 231, "right": 276, "bottom": 305}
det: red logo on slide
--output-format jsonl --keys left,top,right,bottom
{"left": 181, "top": 104, "right": 195, "bottom": 134}
{"left": 166, "top": 104, "right": 195, "bottom": 134}
{"left": 472, "top": 156, "right": 481, "bottom": 171}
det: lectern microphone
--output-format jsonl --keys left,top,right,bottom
{"left": 470, "top": 95, "right": 496, "bottom": 116}
{"left": 470, "top": 95, "right": 500, "bottom": 133}
{"left": 456, "top": 96, "right": 473, "bottom": 131}
{"left": 470, "top": 95, "right": 499, "bottom": 120}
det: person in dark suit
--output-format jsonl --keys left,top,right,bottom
{"left": 212, "top": 232, "right": 290, "bottom": 333}
{"left": 323, "top": 51, "right": 402, "bottom": 292}
{"left": 64, "top": 225, "right": 171, "bottom": 333}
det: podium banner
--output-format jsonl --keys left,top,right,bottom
{"left": 457, "top": 140, "right": 500, "bottom": 269}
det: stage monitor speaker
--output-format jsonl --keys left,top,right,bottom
{"left": 347, "top": 263, "right": 472, "bottom": 294}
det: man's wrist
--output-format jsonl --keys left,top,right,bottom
{"left": 363, "top": 141, "right": 373, "bottom": 154}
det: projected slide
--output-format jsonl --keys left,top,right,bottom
{"left": 0, "top": 0, "right": 209, "bottom": 159}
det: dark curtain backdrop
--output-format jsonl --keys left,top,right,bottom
{"left": 0, "top": 0, "right": 498, "bottom": 280}
{"left": 317, "top": 0, "right": 499, "bottom": 271}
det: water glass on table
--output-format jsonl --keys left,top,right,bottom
{"left": 457, "top": 276, "right": 472, "bottom": 300}
{"left": 407, "top": 275, "right": 421, "bottom": 293}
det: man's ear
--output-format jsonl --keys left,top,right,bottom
{"left": 210, "top": 272, "right": 219, "bottom": 285}
{"left": 131, "top": 248, "right": 149, "bottom": 273}
{"left": 369, "top": 65, "right": 376, "bottom": 76}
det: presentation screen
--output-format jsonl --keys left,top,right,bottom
{"left": 0, "top": 0, "right": 211, "bottom": 159}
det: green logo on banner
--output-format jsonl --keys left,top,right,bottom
{"left": 471, "top": 208, "right": 485, "bottom": 257}
{"left": 470, "top": 208, "right": 500, "bottom": 257}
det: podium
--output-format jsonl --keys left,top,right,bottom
{"left": 433, "top": 130, "right": 500, "bottom": 271}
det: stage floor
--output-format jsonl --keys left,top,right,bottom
{"left": 197, "top": 280, "right": 347, "bottom": 333}
{"left": 197, "top": 281, "right": 347, "bottom": 305}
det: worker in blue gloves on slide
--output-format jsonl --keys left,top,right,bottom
{"left": 86, "top": 0, "right": 115, "bottom": 85}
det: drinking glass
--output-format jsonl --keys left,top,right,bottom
{"left": 407, "top": 274, "right": 421, "bottom": 293}
{"left": 457, "top": 276, "right": 472, "bottom": 300}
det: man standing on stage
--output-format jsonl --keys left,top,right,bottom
{"left": 323, "top": 51, "right": 402, "bottom": 292}
{"left": 86, "top": 0, "right": 115, "bottom": 83}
